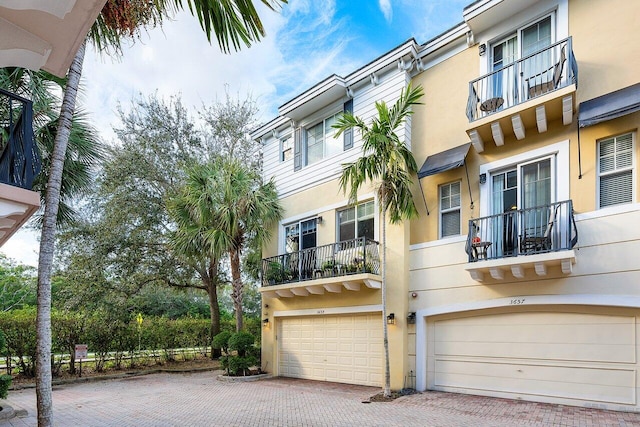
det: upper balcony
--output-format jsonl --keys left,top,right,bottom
{"left": 466, "top": 37, "right": 578, "bottom": 153}
{"left": 464, "top": 200, "right": 578, "bottom": 282}
{"left": 260, "top": 237, "right": 382, "bottom": 299}
{"left": 0, "top": 88, "right": 41, "bottom": 247}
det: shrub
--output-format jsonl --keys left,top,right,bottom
{"left": 212, "top": 331, "right": 232, "bottom": 354}
{"left": 220, "top": 331, "right": 258, "bottom": 376}
{"left": 0, "top": 329, "right": 10, "bottom": 398}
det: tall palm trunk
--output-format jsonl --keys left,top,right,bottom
{"left": 35, "top": 40, "right": 86, "bottom": 427}
{"left": 381, "top": 196, "right": 391, "bottom": 398}
{"left": 205, "top": 261, "right": 222, "bottom": 358}
{"left": 229, "top": 248, "right": 243, "bottom": 332}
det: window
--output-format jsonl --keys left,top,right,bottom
{"left": 305, "top": 113, "right": 342, "bottom": 166}
{"left": 280, "top": 136, "right": 293, "bottom": 162}
{"left": 338, "top": 200, "right": 374, "bottom": 241}
{"left": 440, "top": 182, "right": 461, "bottom": 237}
{"left": 284, "top": 218, "right": 317, "bottom": 252}
{"left": 598, "top": 133, "right": 634, "bottom": 208}
{"left": 488, "top": 15, "right": 554, "bottom": 104}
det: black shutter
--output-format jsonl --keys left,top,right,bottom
{"left": 343, "top": 99, "right": 353, "bottom": 150}
{"left": 293, "top": 127, "right": 302, "bottom": 171}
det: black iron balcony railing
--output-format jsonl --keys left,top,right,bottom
{"left": 466, "top": 200, "right": 578, "bottom": 263}
{"left": 466, "top": 37, "right": 578, "bottom": 122}
{"left": 0, "top": 88, "right": 40, "bottom": 189}
{"left": 262, "top": 237, "right": 380, "bottom": 287}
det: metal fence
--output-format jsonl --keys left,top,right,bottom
{"left": 466, "top": 200, "right": 578, "bottom": 262}
{"left": 466, "top": 37, "right": 578, "bottom": 121}
{"left": 0, "top": 88, "right": 40, "bottom": 189}
{"left": 261, "top": 237, "right": 380, "bottom": 286}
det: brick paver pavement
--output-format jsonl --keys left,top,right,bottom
{"left": 2, "top": 371, "right": 640, "bottom": 426}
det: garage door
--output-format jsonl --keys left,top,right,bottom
{"left": 430, "top": 311, "right": 638, "bottom": 406}
{"left": 278, "top": 313, "right": 383, "bottom": 386}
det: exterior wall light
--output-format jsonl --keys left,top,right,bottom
{"left": 263, "top": 318, "right": 269, "bottom": 327}
{"left": 316, "top": 216, "right": 323, "bottom": 224}
{"left": 407, "top": 312, "right": 416, "bottom": 324}
{"left": 386, "top": 313, "right": 395, "bottom": 325}
{"left": 479, "top": 173, "right": 487, "bottom": 184}
{"left": 478, "top": 43, "right": 486, "bottom": 56}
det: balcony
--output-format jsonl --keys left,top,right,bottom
{"left": 466, "top": 37, "right": 578, "bottom": 152}
{"left": 464, "top": 200, "right": 578, "bottom": 282}
{"left": 0, "top": 88, "right": 41, "bottom": 247}
{"left": 260, "top": 237, "right": 381, "bottom": 298}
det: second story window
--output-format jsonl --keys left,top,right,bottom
{"left": 598, "top": 132, "right": 634, "bottom": 208}
{"left": 305, "top": 113, "right": 342, "bottom": 166}
{"left": 280, "top": 136, "right": 293, "bottom": 162}
{"left": 338, "top": 200, "right": 375, "bottom": 241}
{"left": 440, "top": 182, "right": 461, "bottom": 238}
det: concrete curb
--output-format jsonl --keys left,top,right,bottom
{"left": 10, "top": 366, "right": 220, "bottom": 390}
{"left": 217, "top": 373, "right": 272, "bottom": 383}
{"left": 0, "top": 401, "right": 15, "bottom": 421}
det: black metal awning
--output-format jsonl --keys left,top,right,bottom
{"left": 578, "top": 83, "right": 640, "bottom": 128}
{"left": 418, "top": 143, "right": 471, "bottom": 179}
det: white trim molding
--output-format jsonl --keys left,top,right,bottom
{"left": 273, "top": 304, "right": 382, "bottom": 318}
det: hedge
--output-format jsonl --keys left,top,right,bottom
{"left": 0, "top": 309, "right": 245, "bottom": 377}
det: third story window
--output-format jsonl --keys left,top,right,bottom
{"left": 305, "top": 113, "right": 342, "bottom": 165}
{"left": 281, "top": 136, "right": 293, "bottom": 162}
{"left": 598, "top": 132, "right": 634, "bottom": 208}
{"left": 440, "top": 181, "right": 461, "bottom": 237}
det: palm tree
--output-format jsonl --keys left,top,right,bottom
{"left": 333, "top": 83, "right": 424, "bottom": 398}
{"left": 208, "top": 159, "right": 281, "bottom": 331}
{"left": 35, "top": 2, "right": 287, "bottom": 424}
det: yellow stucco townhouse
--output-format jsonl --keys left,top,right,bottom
{"left": 411, "top": 0, "right": 640, "bottom": 412}
{"left": 253, "top": 0, "right": 640, "bottom": 412}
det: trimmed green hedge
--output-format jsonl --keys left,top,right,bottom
{"left": 0, "top": 310, "right": 233, "bottom": 377}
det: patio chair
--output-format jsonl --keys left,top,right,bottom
{"left": 520, "top": 205, "right": 559, "bottom": 254}
{"left": 526, "top": 45, "right": 566, "bottom": 98}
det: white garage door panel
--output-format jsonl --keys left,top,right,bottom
{"left": 278, "top": 313, "right": 382, "bottom": 386}
{"left": 434, "top": 312, "right": 636, "bottom": 363}
{"left": 435, "top": 360, "right": 636, "bottom": 405}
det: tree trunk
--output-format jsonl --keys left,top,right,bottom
{"left": 35, "top": 40, "right": 86, "bottom": 427}
{"left": 381, "top": 205, "right": 391, "bottom": 398}
{"left": 205, "top": 259, "right": 221, "bottom": 358}
{"left": 229, "top": 248, "right": 243, "bottom": 332}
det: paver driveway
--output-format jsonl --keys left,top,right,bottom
{"left": 2, "top": 371, "right": 640, "bottom": 426}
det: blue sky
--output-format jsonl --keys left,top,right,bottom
{"left": 2, "top": 0, "right": 470, "bottom": 266}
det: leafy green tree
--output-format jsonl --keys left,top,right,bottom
{"left": 170, "top": 159, "right": 281, "bottom": 332}
{"left": 0, "top": 329, "right": 10, "bottom": 399}
{"left": 333, "top": 83, "right": 423, "bottom": 397}
{"left": 0, "top": 255, "right": 36, "bottom": 311}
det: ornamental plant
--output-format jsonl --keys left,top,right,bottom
{"left": 0, "top": 329, "right": 11, "bottom": 399}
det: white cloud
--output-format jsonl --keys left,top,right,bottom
{"left": 379, "top": 0, "right": 393, "bottom": 23}
{"left": 0, "top": 229, "right": 39, "bottom": 267}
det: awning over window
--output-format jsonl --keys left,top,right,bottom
{"left": 418, "top": 143, "right": 471, "bottom": 179}
{"left": 578, "top": 83, "right": 640, "bottom": 128}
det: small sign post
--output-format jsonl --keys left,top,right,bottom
{"left": 75, "top": 344, "right": 88, "bottom": 377}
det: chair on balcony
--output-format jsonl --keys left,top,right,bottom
{"left": 526, "top": 46, "right": 566, "bottom": 98}
{"left": 520, "top": 205, "right": 559, "bottom": 254}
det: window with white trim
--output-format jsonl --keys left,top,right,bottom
{"left": 305, "top": 113, "right": 342, "bottom": 166}
{"left": 280, "top": 136, "right": 293, "bottom": 162}
{"left": 440, "top": 181, "right": 461, "bottom": 238}
{"left": 337, "top": 200, "right": 374, "bottom": 241}
{"left": 598, "top": 132, "right": 634, "bottom": 208}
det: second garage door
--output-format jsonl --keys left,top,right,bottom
{"left": 429, "top": 310, "right": 638, "bottom": 407}
{"left": 278, "top": 313, "right": 383, "bottom": 386}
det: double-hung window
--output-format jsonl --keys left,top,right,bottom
{"left": 598, "top": 133, "right": 634, "bottom": 208}
{"left": 305, "top": 113, "right": 342, "bottom": 166}
{"left": 440, "top": 182, "right": 461, "bottom": 237}
{"left": 280, "top": 136, "right": 293, "bottom": 162}
{"left": 338, "top": 200, "right": 374, "bottom": 242}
